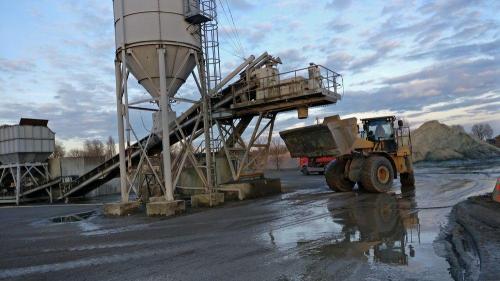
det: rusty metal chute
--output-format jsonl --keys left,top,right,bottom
{"left": 280, "top": 115, "right": 359, "bottom": 158}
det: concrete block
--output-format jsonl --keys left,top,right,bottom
{"left": 217, "top": 178, "right": 281, "bottom": 201}
{"left": 191, "top": 192, "right": 224, "bottom": 208}
{"left": 176, "top": 187, "right": 206, "bottom": 198}
{"left": 219, "top": 189, "right": 240, "bottom": 201}
{"left": 149, "top": 196, "right": 166, "bottom": 202}
{"left": 146, "top": 200, "right": 185, "bottom": 217}
{"left": 103, "top": 201, "right": 141, "bottom": 216}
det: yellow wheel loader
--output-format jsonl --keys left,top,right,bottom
{"left": 280, "top": 115, "right": 415, "bottom": 193}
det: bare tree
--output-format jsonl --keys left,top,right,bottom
{"left": 269, "top": 137, "right": 288, "bottom": 170}
{"left": 83, "top": 139, "right": 105, "bottom": 157}
{"left": 105, "top": 136, "right": 116, "bottom": 159}
{"left": 471, "top": 123, "right": 493, "bottom": 140}
{"left": 68, "top": 149, "right": 84, "bottom": 157}
{"left": 50, "top": 141, "right": 66, "bottom": 159}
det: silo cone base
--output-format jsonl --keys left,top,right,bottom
{"left": 103, "top": 201, "right": 141, "bottom": 216}
{"left": 146, "top": 200, "right": 185, "bottom": 217}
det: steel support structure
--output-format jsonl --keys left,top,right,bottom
{"left": 115, "top": 47, "right": 214, "bottom": 202}
{"left": 114, "top": 49, "right": 171, "bottom": 202}
{"left": 0, "top": 162, "right": 51, "bottom": 205}
{"left": 215, "top": 113, "right": 276, "bottom": 181}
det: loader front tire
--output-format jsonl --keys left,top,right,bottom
{"left": 360, "top": 156, "right": 394, "bottom": 193}
{"left": 325, "top": 159, "right": 354, "bottom": 192}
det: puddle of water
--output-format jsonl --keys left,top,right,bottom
{"left": 312, "top": 193, "right": 420, "bottom": 265}
{"left": 260, "top": 191, "right": 454, "bottom": 279}
{"left": 267, "top": 200, "right": 342, "bottom": 250}
{"left": 50, "top": 211, "right": 96, "bottom": 223}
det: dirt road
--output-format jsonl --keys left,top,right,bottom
{"left": 0, "top": 159, "right": 498, "bottom": 281}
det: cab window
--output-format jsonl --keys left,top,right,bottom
{"left": 366, "top": 120, "right": 393, "bottom": 140}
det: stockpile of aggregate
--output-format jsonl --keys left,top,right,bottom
{"left": 412, "top": 120, "right": 500, "bottom": 162}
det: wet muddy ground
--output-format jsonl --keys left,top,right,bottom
{"left": 0, "top": 159, "right": 498, "bottom": 281}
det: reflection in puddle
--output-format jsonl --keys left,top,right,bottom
{"left": 50, "top": 211, "right": 96, "bottom": 223}
{"left": 266, "top": 191, "right": 421, "bottom": 267}
{"left": 322, "top": 192, "right": 420, "bottom": 265}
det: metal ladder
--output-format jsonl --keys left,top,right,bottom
{"left": 200, "top": 0, "right": 220, "bottom": 188}
{"left": 207, "top": 102, "right": 219, "bottom": 188}
{"left": 201, "top": 0, "right": 222, "bottom": 97}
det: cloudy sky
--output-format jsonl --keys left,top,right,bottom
{"left": 0, "top": 0, "right": 499, "bottom": 149}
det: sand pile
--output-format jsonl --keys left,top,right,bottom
{"left": 412, "top": 120, "right": 500, "bottom": 162}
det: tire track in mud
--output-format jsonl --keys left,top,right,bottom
{"left": 435, "top": 195, "right": 500, "bottom": 281}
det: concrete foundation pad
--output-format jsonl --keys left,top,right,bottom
{"left": 176, "top": 187, "right": 207, "bottom": 198}
{"left": 103, "top": 201, "right": 141, "bottom": 216}
{"left": 191, "top": 193, "right": 224, "bottom": 208}
{"left": 149, "top": 196, "right": 167, "bottom": 203}
{"left": 146, "top": 200, "right": 185, "bottom": 217}
{"left": 217, "top": 178, "right": 282, "bottom": 201}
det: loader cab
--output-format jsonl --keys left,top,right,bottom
{"left": 361, "top": 116, "right": 397, "bottom": 152}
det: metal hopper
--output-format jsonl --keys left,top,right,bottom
{"left": 113, "top": 0, "right": 202, "bottom": 98}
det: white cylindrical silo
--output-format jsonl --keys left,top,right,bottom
{"left": 113, "top": 0, "right": 202, "bottom": 98}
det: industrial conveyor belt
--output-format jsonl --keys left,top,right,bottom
{"left": 57, "top": 102, "right": 206, "bottom": 200}
{"left": 22, "top": 179, "right": 61, "bottom": 197}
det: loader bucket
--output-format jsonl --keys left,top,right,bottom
{"left": 279, "top": 115, "right": 359, "bottom": 158}
{"left": 280, "top": 124, "right": 340, "bottom": 158}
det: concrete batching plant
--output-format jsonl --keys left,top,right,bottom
{"left": 0, "top": 1, "right": 343, "bottom": 209}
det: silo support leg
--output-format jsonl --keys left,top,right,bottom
{"left": 144, "top": 48, "right": 186, "bottom": 217}
{"left": 104, "top": 60, "right": 142, "bottom": 216}
{"left": 16, "top": 165, "right": 20, "bottom": 206}
{"left": 158, "top": 48, "right": 174, "bottom": 202}
{"left": 0, "top": 168, "right": 5, "bottom": 183}
{"left": 115, "top": 60, "right": 129, "bottom": 203}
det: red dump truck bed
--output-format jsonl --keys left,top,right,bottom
{"left": 299, "top": 156, "right": 335, "bottom": 175}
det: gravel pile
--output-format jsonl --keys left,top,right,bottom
{"left": 412, "top": 120, "right": 500, "bottom": 162}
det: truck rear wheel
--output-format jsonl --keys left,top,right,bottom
{"left": 301, "top": 166, "right": 310, "bottom": 175}
{"left": 325, "top": 159, "right": 354, "bottom": 192}
{"left": 360, "top": 156, "right": 394, "bottom": 193}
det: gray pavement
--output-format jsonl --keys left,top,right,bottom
{"left": 0, "top": 159, "right": 498, "bottom": 281}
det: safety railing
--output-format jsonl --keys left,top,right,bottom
{"left": 396, "top": 126, "right": 412, "bottom": 152}
{"left": 184, "top": 0, "right": 214, "bottom": 24}
{"left": 228, "top": 64, "right": 343, "bottom": 106}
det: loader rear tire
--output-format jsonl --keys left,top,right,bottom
{"left": 325, "top": 159, "right": 354, "bottom": 192}
{"left": 400, "top": 172, "right": 415, "bottom": 187}
{"left": 360, "top": 156, "right": 394, "bottom": 193}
